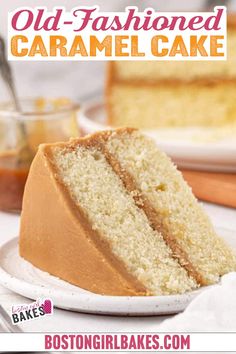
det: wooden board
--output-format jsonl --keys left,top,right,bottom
{"left": 181, "top": 170, "right": 236, "bottom": 209}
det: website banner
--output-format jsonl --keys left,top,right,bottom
{"left": 0, "top": 332, "right": 236, "bottom": 352}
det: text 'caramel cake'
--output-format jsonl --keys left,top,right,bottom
{"left": 19, "top": 129, "right": 236, "bottom": 296}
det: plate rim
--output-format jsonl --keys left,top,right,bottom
{"left": 0, "top": 226, "right": 235, "bottom": 316}
{"left": 79, "top": 100, "right": 236, "bottom": 172}
{"left": 0, "top": 237, "right": 209, "bottom": 316}
{"left": 80, "top": 100, "right": 236, "bottom": 150}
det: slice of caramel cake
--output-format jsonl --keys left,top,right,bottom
{"left": 19, "top": 128, "right": 236, "bottom": 296}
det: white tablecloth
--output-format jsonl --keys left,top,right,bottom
{"left": 0, "top": 202, "right": 235, "bottom": 332}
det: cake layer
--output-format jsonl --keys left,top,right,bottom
{"left": 109, "top": 19, "right": 236, "bottom": 83}
{"left": 53, "top": 142, "right": 196, "bottom": 295}
{"left": 20, "top": 143, "right": 149, "bottom": 296}
{"left": 106, "top": 15, "right": 236, "bottom": 129}
{"left": 103, "top": 129, "right": 236, "bottom": 284}
{"left": 107, "top": 81, "right": 236, "bottom": 128}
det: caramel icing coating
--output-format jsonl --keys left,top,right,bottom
{"left": 19, "top": 143, "right": 148, "bottom": 296}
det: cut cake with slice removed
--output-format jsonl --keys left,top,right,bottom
{"left": 106, "top": 14, "right": 236, "bottom": 128}
{"left": 19, "top": 128, "right": 236, "bottom": 296}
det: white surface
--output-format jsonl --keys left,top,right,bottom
{"left": 80, "top": 101, "right": 236, "bottom": 172}
{"left": 0, "top": 202, "right": 236, "bottom": 332}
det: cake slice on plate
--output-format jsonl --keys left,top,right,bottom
{"left": 19, "top": 128, "right": 236, "bottom": 296}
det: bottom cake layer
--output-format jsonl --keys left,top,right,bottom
{"left": 107, "top": 82, "right": 236, "bottom": 128}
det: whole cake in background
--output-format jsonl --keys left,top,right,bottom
{"left": 20, "top": 129, "right": 236, "bottom": 296}
{"left": 106, "top": 14, "right": 236, "bottom": 129}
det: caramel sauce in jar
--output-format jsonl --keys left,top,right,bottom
{"left": 0, "top": 151, "right": 29, "bottom": 213}
{"left": 0, "top": 97, "right": 80, "bottom": 213}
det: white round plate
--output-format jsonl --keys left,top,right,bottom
{"left": 0, "top": 228, "right": 235, "bottom": 316}
{"left": 80, "top": 100, "right": 236, "bottom": 173}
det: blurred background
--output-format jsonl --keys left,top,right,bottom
{"left": 0, "top": 0, "right": 236, "bottom": 213}
{"left": 1, "top": 0, "right": 236, "bottom": 102}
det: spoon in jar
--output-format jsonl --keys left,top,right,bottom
{"left": 0, "top": 36, "right": 33, "bottom": 165}
{"left": 204, "top": 0, "right": 230, "bottom": 10}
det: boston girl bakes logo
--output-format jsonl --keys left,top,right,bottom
{"left": 8, "top": 6, "right": 227, "bottom": 61}
{"left": 11, "top": 298, "right": 53, "bottom": 324}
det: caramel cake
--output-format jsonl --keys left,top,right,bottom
{"left": 19, "top": 129, "right": 236, "bottom": 296}
{"left": 106, "top": 15, "right": 236, "bottom": 129}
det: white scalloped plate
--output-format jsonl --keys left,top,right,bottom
{"left": 79, "top": 100, "right": 236, "bottom": 172}
{"left": 0, "top": 227, "right": 235, "bottom": 316}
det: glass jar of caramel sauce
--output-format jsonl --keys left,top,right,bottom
{"left": 0, "top": 97, "right": 79, "bottom": 213}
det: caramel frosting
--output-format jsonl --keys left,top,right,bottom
{"left": 19, "top": 142, "right": 148, "bottom": 296}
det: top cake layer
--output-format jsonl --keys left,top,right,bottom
{"left": 109, "top": 14, "right": 236, "bottom": 83}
